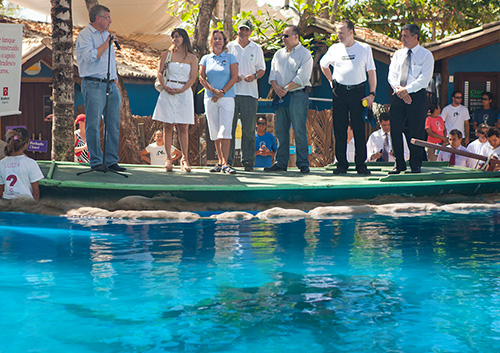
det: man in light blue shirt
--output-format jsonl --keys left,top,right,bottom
{"left": 75, "top": 4, "right": 124, "bottom": 172}
{"left": 266, "top": 25, "right": 313, "bottom": 174}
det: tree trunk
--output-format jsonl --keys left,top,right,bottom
{"left": 298, "top": 0, "right": 314, "bottom": 37}
{"left": 330, "top": 0, "right": 339, "bottom": 24}
{"left": 193, "top": 0, "right": 218, "bottom": 58}
{"left": 320, "top": 2, "right": 329, "bottom": 20}
{"left": 50, "top": 0, "right": 74, "bottom": 161}
{"left": 116, "top": 77, "right": 142, "bottom": 164}
{"left": 84, "top": 0, "right": 98, "bottom": 11}
{"left": 233, "top": 0, "right": 240, "bottom": 15}
{"left": 223, "top": 0, "right": 233, "bottom": 41}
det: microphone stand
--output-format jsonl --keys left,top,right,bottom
{"left": 77, "top": 37, "right": 127, "bottom": 178}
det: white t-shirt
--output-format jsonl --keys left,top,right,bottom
{"left": 441, "top": 104, "right": 470, "bottom": 136}
{"left": 468, "top": 139, "right": 488, "bottom": 156}
{"left": 0, "top": 155, "right": 44, "bottom": 199}
{"left": 320, "top": 41, "right": 376, "bottom": 85}
{"left": 480, "top": 143, "right": 500, "bottom": 159}
{"left": 227, "top": 40, "right": 266, "bottom": 99}
{"left": 437, "top": 145, "right": 476, "bottom": 168}
{"left": 145, "top": 143, "right": 172, "bottom": 166}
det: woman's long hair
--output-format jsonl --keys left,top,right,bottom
{"left": 170, "top": 28, "right": 194, "bottom": 58}
{"left": 5, "top": 128, "right": 29, "bottom": 156}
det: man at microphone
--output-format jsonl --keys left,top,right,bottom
{"left": 75, "top": 4, "right": 125, "bottom": 172}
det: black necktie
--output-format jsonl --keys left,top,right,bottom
{"left": 400, "top": 49, "right": 412, "bottom": 86}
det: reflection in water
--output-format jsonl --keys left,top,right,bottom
{"left": 1, "top": 212, "right": 500, "bottom": 352}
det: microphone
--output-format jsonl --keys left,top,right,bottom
{"left": 114, "top": 41, "right": 121, "bottom": 50}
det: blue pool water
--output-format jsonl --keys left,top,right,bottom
{"left": 2, "top": 210, "right": 500, "bottom": 352}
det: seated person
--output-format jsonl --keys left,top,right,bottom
{"left": 437, "top": 129, "right": 475, "bottom": 168}
{"left": 140, "top": 130, "right": 181, "bottom": 165}
{"left": 467, "top": 123, "right": 489, "bottom": 156}
{"left": 334, "top": 125, "right": 355, "bottom": 164}
{"left": 366, "top": 112, "right": 409, "bottom": 162}
{"left": 74, "top": 114, "right": 90, "bottom": 163}
{"left": 479, "top": 127, "right": 500, "bottom": 171}
{"left": 255, "top": 116, "right": 277, "bottom": 168}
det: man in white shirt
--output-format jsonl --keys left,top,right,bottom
{"left": 468, "top": 123, "right": 489, "bottom": 156}
{"left": 320, "top": 20, "right": 377, "bottom": 175}
{"left": 366, "top": 112, "right": 410, "bottom": 162}
{"left": 480, "top": 127, "right": 500, "bottom": 171}
{"left": 265, "top": 25, "right": 313, "bottom": 174}
{"left": 388, "top": 24, "right": 434, "bottom": 174}
{"left": 227, "top": 20, "right": 266, "bottom": 171}
{"left": 437, "top": 129, "right": 476, "bottom": 168}
{"left": 441, "top": 91, "right": 470, "bottom": 145}
{"left": 75, "top": 4, "right": 125, "bottom": 172}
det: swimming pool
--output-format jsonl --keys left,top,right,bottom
{"left": 1, "top": 209, "right": 500, "bottom": 352}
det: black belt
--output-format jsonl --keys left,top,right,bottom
{"left": 334, "top": 81, "right": 365, "bottom": 90}
{"left": 83, "top": 77, "right": 115, "bottom": 83}
{"left": 167, "top": 80, "right": 187, "bottom": 84}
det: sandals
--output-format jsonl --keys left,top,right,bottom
{"left": 181, "top": 158, "right": 191, "bottom": 172}
{"left": 222, "top": 165, "right": 236, "bottom": 174}
{"left": 165, "top": 159, "right": 173, "bottom": 172}
{"left": 210, "top": 164, "right": 222, "bottom": 173}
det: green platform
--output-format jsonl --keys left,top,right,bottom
{"left": 37, "top": 161, "right": 500, "bottom": 203}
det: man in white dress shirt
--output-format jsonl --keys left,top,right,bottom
{"left": 388, "top": 24, "right": 434, "bottom": 174}
{"left": 227, "top": 20, "right": 266, "bottom": 171}
{"left": 437, "top": 129, "right": 476, "bottom": 168}
{"left": 366, "top": 112, "right": 409, "bottom": 162}
{"left": 320, "top": 20, "right": 377, "bottom": 175}
{"left": 479, "top": 127, "right": 500, "bottom": 171}
{"left": 265, "top": 25, "right": 313, "bottom": 174}
{"left": 441, "top": 90, "right": 470, "bottom": 145}
{"left": 468, "top": 123, "right": 489, "bottom": 156}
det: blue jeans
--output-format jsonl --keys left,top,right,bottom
{"left": 81, "top": 79, "right": 121, "bottom": 167}
{"left": 275, "top": 90, "right": 309, "bottom": 168}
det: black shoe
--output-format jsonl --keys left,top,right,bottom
{"left": 410, "top": 167, "right": 421, "bottom": 173}
{"left": 107, "top": 163, "right": 127, "bottom": 172}
{"left": 91, "top": 164, "right": 104, "bottom": 171}
{"left": 356, "top": 166, "right": 371, "bottom": 175}
{"left": 388, "top": 167, "right": 407, "bottom": 175}
{"left": 333, "top": 167, "right": 348, "bottom": 175}
{"left": 299, "top": 166, "right": 310, "bottom": 174}
{"left": 264, "top": 164, "right": 287, "bottom": 172}
{"left": 243, "top": 162, "right": 254, "bottom": 172}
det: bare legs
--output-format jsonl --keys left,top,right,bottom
{"left": 163, "top": 122, "right": 191, "bottom": 172}
{"left": 177, "top": 124, "right": 191, "bottom": 172}
{"left": 214, "top": 138, "right": 231, "bottom": 166}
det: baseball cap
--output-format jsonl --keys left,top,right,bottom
{"left": 238, "top": 19, "right": 253, "bottom": 31}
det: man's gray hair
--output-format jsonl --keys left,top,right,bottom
{"left": 401, "top": 24, "right": 420, "bottom": 40}
{"left": 89, "top": 5, "right": 110, "bottom": 23}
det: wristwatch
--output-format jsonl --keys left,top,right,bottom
{"left": 369, "top": 91, "right": 376, "bottom": 97}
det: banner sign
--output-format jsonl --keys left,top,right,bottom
{"left": 28, "top": 140, "right": 48, "bottom": 153}
{"left": 0, "top": 23, "right": 23, "bottom": 117}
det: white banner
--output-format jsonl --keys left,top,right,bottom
{"left": 0, "top": 23, "right": 23, "bottom": 117}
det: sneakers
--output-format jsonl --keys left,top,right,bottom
{"left": 264, "top": 164, "right": 287, "bottom": 172}
{"left": 222, "top": 165, "right": 236, "bottom": 174}
{"left": 210, "top": 164, "right": 222, "bottom": 173}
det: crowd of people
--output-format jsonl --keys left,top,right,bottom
{"left": 2, "top": 5, "right": 500, "bottom": 200}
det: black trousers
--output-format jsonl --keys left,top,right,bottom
{"left": 390, "top": 89, "right": 427, "bottom": 170}
{"left": 333, "top": 84, "right": 367, "bottom": 169}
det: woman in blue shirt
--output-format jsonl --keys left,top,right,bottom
{"left": 199, "top": 30, "right": 239, "bottom": 174}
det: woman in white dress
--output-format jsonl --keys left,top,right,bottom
{"left": 152, "top": 28, "right": 198, "bottom": 172}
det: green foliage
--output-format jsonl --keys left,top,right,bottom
{"left": 346, "top": 0, "right": 500, "bottom": 40}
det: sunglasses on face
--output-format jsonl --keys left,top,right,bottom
{"left": 257, "top": 122, "right": 267, "bottom": 126}
{"left": 454, "top": 96, "right": 463, "bottom": 99}
{"left": 482, "top": 98, "right": 491, "bottom": 101}
{"left": 281, "top": 34, "right": 290, "bottom": 38}
{"left": 478, "top": 131, "right": 487, "bottom": 135}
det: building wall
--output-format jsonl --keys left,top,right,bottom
{"left": 447, "top": 42, "right": 500, "bottom": 104}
